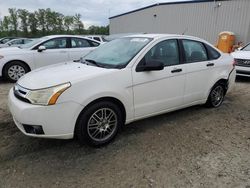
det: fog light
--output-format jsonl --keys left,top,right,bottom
{"left": 22, "top": 124, "right": 44, "bottom": 135}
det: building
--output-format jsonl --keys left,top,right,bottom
{"left": 109, "top": 0, "right": 250, "bottom": 44}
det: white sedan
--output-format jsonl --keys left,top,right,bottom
{"left": 231, "top": 43, "right": 250, "bottom": 77}
{"left": 0, "top": 38, "right": 34, "bottom": 48}
{"left": 8, "top": 34, "right": 236, "bottom": 146}
{"left": 0, "top": 35, "right": 100, "bottom": 82}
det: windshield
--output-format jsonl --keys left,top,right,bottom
{"left": 83, "top": 37, "right": 152, "bottom": 68}
{"left": 242, "top": 43, "right": 250, "bottom": 51}
{"left": 20, "top": 37, "right": 48, "bottom": 49}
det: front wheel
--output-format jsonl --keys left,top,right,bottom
{"left": 206, "top": 84, "right": 225, "bottom": 108}
{"left": 3, "top": 61, "right": 29, "bottom": 82}
{"left": 76, "top": 101, "right": 123, "bottom": 147}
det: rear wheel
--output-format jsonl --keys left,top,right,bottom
{"left": 206, "top": 83, "right": 225, "bottom": 108}
{"left": 3, "top": 61, "right": 29, "bottom": 82}
{"left": 76, "top": 101, "right": 123, "bottom": 147}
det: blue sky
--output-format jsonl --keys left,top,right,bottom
{"left": 0, "top": 0, "right": 188, "bottom": 28}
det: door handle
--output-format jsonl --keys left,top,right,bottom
{"left": 206, "top": 63, "right": 214, "bottom": 67}
{"left": 59, "top": 51, "right": 67, "bottom": 53}
{"left": 171, "top": 68, "right": 182, "bottom": 73}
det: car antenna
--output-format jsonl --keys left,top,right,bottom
{"left": 182, "top": 27, "right": 188, "bottom": 35}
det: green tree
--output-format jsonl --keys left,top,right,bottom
{"left": 36, "top": 9, "right": 46, "bottom": 35}
{"left": 8, "top": 8, "right": 18, "bottom": 35}
{"left": 73, "top": 13, "right": 84, "bottom": 34}
{"left": 64, "top": 16, "right": 74, "bottom": 33}
{"left": 2, "top": 16, "right": 10, "bottom": 31}
{"left": 28, "top": 12, "right": 38, "bottom": 36}
{"left": 18, "top": 9, "right": 29, "bottom": 36}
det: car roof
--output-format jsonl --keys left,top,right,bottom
{"left": 125, "top": 33, "right": 206, "bottom": 42}
{"left": 44, "top": 35, "right": 101, "bottom": 43}
{"left": 45, "top": 35, "right": 91, "bottom": 39}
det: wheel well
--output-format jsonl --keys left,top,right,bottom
{"left": 74, "top": 97, "right": 126, "bottom": 134}
{"left": 215, "top": 79, "right": 228, "bottom": 91}
{"left": 2, "top": 60, "right": 31, "bottom": 76}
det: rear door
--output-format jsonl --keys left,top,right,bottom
{"left": 180, "top": 39, "right": 221, "bottom": 104}
{"left": 68, "top": 37, "right": 100, "bottom": 61}
{"left": 132, "top": 39, "right": 186, "bottom": 118}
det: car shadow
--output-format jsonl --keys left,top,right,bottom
{"left": 0, "top": 104, "right": 206, "bottom": 162}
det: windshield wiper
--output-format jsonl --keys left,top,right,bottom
{"left": 84, "top": 59, "right": 102, "bottom": 67}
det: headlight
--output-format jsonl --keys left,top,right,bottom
{"left": 0, "top": 55, "right": 4, "bottom": 59}
{"left": 25, "top": 82, "right": 71, "bottom": 105}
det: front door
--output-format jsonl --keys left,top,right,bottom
{"left": 33, "top": 37, "right": 69, "bottom": 68}
{"left": 132, "top": 39, "right": 186, "bottom": 118}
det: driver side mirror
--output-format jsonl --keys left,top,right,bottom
{"left": 136, "top": 60, "right": 164, "bottom": 72}
{"left": 38, "top": 45, "right": 46, "bottom": 52}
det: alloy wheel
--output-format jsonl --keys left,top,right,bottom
{"left": 87, "top": 108, "right": 118, "bottom": 142}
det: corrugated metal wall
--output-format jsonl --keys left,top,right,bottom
{"left": 110, "top": 0, "right": 250, "bottom": 44}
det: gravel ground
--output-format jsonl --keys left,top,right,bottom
{"left": 0, "top": 78, "right": 249, "bottom": 188}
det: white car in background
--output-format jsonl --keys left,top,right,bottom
{"left": 0, "top": 38, "right": 34, "bottom": 48}
{"left": 0, "top": 35, "right": 100, "bottom": 82}
{"left": 8, "top": 34, "right": 236, "bottom": 146}
{"left": 231, "top": 42, "right": 250, "bottom": 77}
{"left": 85, "top": 35, "right": 107, "bottom": 43}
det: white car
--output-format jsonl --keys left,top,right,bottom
{"left": 8, "top": 34, "right": 236, "bottom": 146}
{"left": 0, "top": 35, "right": 100, "bottom": 82}
{"left": 85, "top": 35, "right": 107, "bottom": 43}
{"left": 0, "top": 38, "right": 34, "bottom": 48}
{"left": 231, "top": 43, "right": 250, "bottom": 77}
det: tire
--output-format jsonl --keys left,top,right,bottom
{"left": 206, "top": 83, "right": 225, "bottom": 108}
{"left": 76, "top": 101, "right": 123, "bottom": 147}
{"left": 3, "top": 61, "right": 29, "bottom": 82}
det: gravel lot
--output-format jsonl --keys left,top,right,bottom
{"left": 0, "top": 78, "right": 249, "bottom": 188}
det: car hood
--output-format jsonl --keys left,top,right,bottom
{"left": 231, "top": 51, "right": 250, "bottom": 59}
{"left": 17, "top": 62, "right": 117, "bottom": 89}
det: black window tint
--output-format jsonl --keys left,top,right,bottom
{"left": 183, "top": 40, "right": 208, "bottom": 63}
{"left": 93, "top": 37, "right": 100, "bottom": 41}
{"left": 41, "top": 38, "right": 67, "bottom": 49}
{"left": 205, "top": 44, "right": 221, "bottom": 60}
{"left": 71, "top": 38, "right": 91, "bottom": 48}
{"left": 144, "top": 39, "right": 179, "bottom": 66}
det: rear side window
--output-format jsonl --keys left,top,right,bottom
{"left": 71, "top": 38, "right": 91, "bottom": 48}
{"left": 205, "top": 44, "right": 221, "bottom": 60}
{"left": 71, "top": 38, "right": 100, "bottom": 48}
{"left": 93, "top": 37, "right": 100, "bottom": 41}
{"left": 88, "top": 40, "right": 100, "bottom": 47}
{"left": 182, "top": 40, "right": 208, "bottom": 63}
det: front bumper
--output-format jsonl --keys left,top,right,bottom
{"left": 235, "top": 66, "right": 250, "bottom": 77}
{"left": 8, "top": 88, "right": 83, "bottom": 139}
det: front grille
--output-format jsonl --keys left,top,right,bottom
{"left": 236, "top": 70, "right": 250, "bottom": 75}
{"left": 13, "top": 84, "right": 31, "bottom": 104}
{"left": 235, "top": 59, "right": 250, "bottom": 67}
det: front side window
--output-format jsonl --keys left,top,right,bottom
{"left": 83, "top": 37, "right": 152, "bottom": 68}
{"left": 41, "top": 38, "right": 67, "bottom": 49}
{"left": 143, "top": 39, "right": 179, "bottom": 66}
{"left": 183, "top": 40, "right": 208, "bottom": 63}
{"left": 10, "top": 39, "right": 22, "bottom": 45}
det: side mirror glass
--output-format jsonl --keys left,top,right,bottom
{"left": 136, "top": 60, "right": 164, "bottom": 72}
{"left": 38, "top": 45, "right": 46, "bottom": 52}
